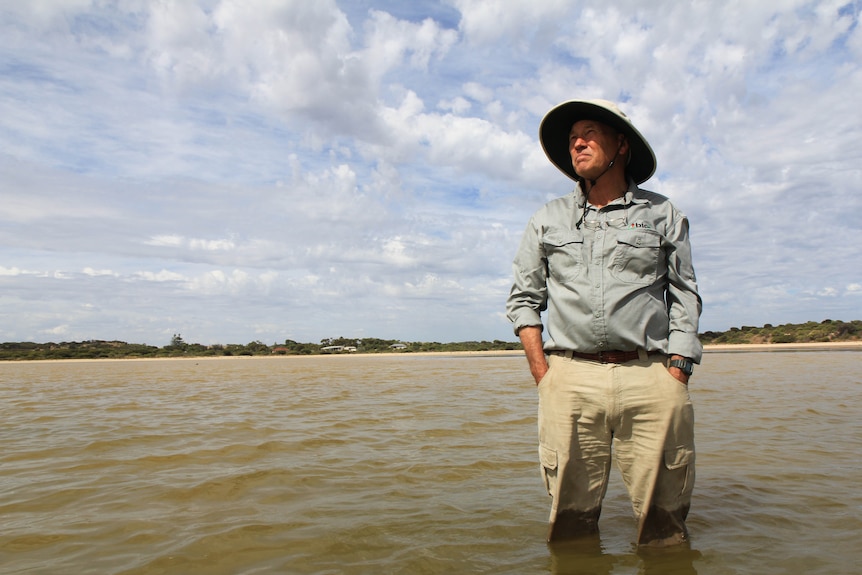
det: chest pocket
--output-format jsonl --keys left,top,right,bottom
{"left": 542, "top": 228, "right": 584, "bottom": 283}
{"left": 610, "top": 229, "right": 664, "bottom": 285}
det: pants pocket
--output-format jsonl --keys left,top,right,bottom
{"left": 659, "top": 445, "right": 695, "bottom": 505}
{"left": 665, "top": 446, "right": 694, "bottom": 470}
{"left": 539, "top": 444, "right": 558, "bottom": 497}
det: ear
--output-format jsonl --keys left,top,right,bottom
{"left": 618, "top": 134, "right": 629, "bottom": 156}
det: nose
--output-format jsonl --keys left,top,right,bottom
{"left": 570, "top": 136, "right": 586, "bottom": 152}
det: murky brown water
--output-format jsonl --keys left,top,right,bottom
{"left": 1, "top": 351, "right": 860, "bottom": 574}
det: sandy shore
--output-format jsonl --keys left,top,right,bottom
{"left": 702, "top": 341, "right": 862, "bottom": 352}
{"left": 2, "top": 341, "right": 861, "bottom": 365}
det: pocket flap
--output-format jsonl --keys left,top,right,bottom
{"left": 617, "top": 229, "right": 660, "bottom": 248}
{"left": 542, "top": 228, "right": 583, "bottom": 247}
{"left": 539, "top": 445, "right": 558, "bottom": 470}
{"left": 664, "top": 446, "right": 694, "bottom": 470}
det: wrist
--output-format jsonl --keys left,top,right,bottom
{"left": 668, "top": 356, "right": 694, "bottom": 376}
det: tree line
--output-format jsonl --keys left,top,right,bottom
{"left": 698, "top": 319, "right": 861, "bottom": 345}
{"left": 0, "top": 335, "right": 521, "bottom": 361}
{"left": 1, "top": 320, "right": 859, "bottom": 361}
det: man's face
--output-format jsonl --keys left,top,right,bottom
{"left": 568, "top": 120, "right": 625, "bottom": 180}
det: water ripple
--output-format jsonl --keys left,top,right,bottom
{"left": 1, "top": 353, "right": 861, "bottom": 574}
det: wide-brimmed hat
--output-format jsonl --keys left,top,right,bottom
{"left": 539, "top": 99, "right": 656, "bottom": 184}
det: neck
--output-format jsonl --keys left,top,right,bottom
{"left": 584, "top": 171, "right": 628, "bottom": 208}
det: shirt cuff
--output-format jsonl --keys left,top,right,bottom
{"left": 509, "top": 308, "right": 543, "bottom": 336}
{"left": 668, "top": 331, "right": 703, "bottom": 364}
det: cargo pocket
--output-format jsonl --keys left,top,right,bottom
{"left": 539, "top": 445, "right": 558, "bottom": 497}
{"left": 661, "top": 445, "right": 695, "bottom": 503}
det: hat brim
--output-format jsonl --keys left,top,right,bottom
{"left": 539, "top": 100, "right": 656, "bottom": 184}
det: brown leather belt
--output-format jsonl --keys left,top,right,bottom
{"left": 549, "top": 349, "right": 644, "bottom": 364}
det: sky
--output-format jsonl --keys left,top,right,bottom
{"left": 1, "top": 0, "right": 861, "bottom": 347}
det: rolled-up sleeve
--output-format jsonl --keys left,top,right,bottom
{"left": 506, "top": 217, "right": 547, "bottom": 335}
{"left": 665, "top": 212, "right": 703, "bottom": 363}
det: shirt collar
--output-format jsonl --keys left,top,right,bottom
{"left": 575, "top": 177, "right": 647, "bottom": 208}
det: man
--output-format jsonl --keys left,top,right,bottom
{"left": 506, "top": 99, "right": 702, "bottom": 547}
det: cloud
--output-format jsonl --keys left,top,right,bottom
{"left": 142, "top": 0, "right": 459, "bottom": 146}
{"left": 453, "top": 0, "right": 572, "bottom": 45}
{"left": 134, "top": 270, "right": 187, "bottom": 283}
{"left": 0, "top": 266, "right": 27, "bottom": 277}
{"left": 145, "top": 235, "right": 237, "bottom": 252}
{"left": 82, "top": 268, "right": 119, "bottom": 277}
{"left": 1, "top": 0, "right": 861, "bottom": 345}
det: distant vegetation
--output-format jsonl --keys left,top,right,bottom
{"left": 1, "top": 320, "right": 859, "bottom": 361}
{"left": 0, "top": 334, "right": 520, "bottom": 361}
{"left": 698, "top": 319, "right": 861, "bottom": 345}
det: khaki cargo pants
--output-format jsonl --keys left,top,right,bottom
{"left": 537, "top": 349, "right": 695, "bottom": 546}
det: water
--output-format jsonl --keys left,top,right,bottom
{"left": 1, "top": 351, "right": 860, "bottom": 574}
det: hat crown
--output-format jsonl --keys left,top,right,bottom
{"left": 584, "top": 99, "right": 628, "bottom": 119}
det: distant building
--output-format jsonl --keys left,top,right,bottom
{"left": 389, "top": 343, "right": 407, "bottom": 350}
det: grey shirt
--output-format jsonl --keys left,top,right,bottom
{"left": 506, "top": 180, "right": 703, "bottom": 363}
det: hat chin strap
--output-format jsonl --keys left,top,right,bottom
{"left": 588, "top": 158, "right": 616, "bottom": 187}
{"left": 586, "top": 143, "right": 623, "bottom": 188}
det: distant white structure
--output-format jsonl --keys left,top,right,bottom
{"left": 389, "top": 343, "right": 407, "bottom": 350}
{"left": 322, "top": 345, "right": 358, "bottom": 353}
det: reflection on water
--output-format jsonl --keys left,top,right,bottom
{"left": 547, "top": 537, "right": 703, "bottom": 575}
{"left": 1, "top": 351, "right": 861, "bottom": 574}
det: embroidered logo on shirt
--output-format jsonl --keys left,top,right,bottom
{"left": 629, "top": 221, "right": 651, "bottom": 229}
